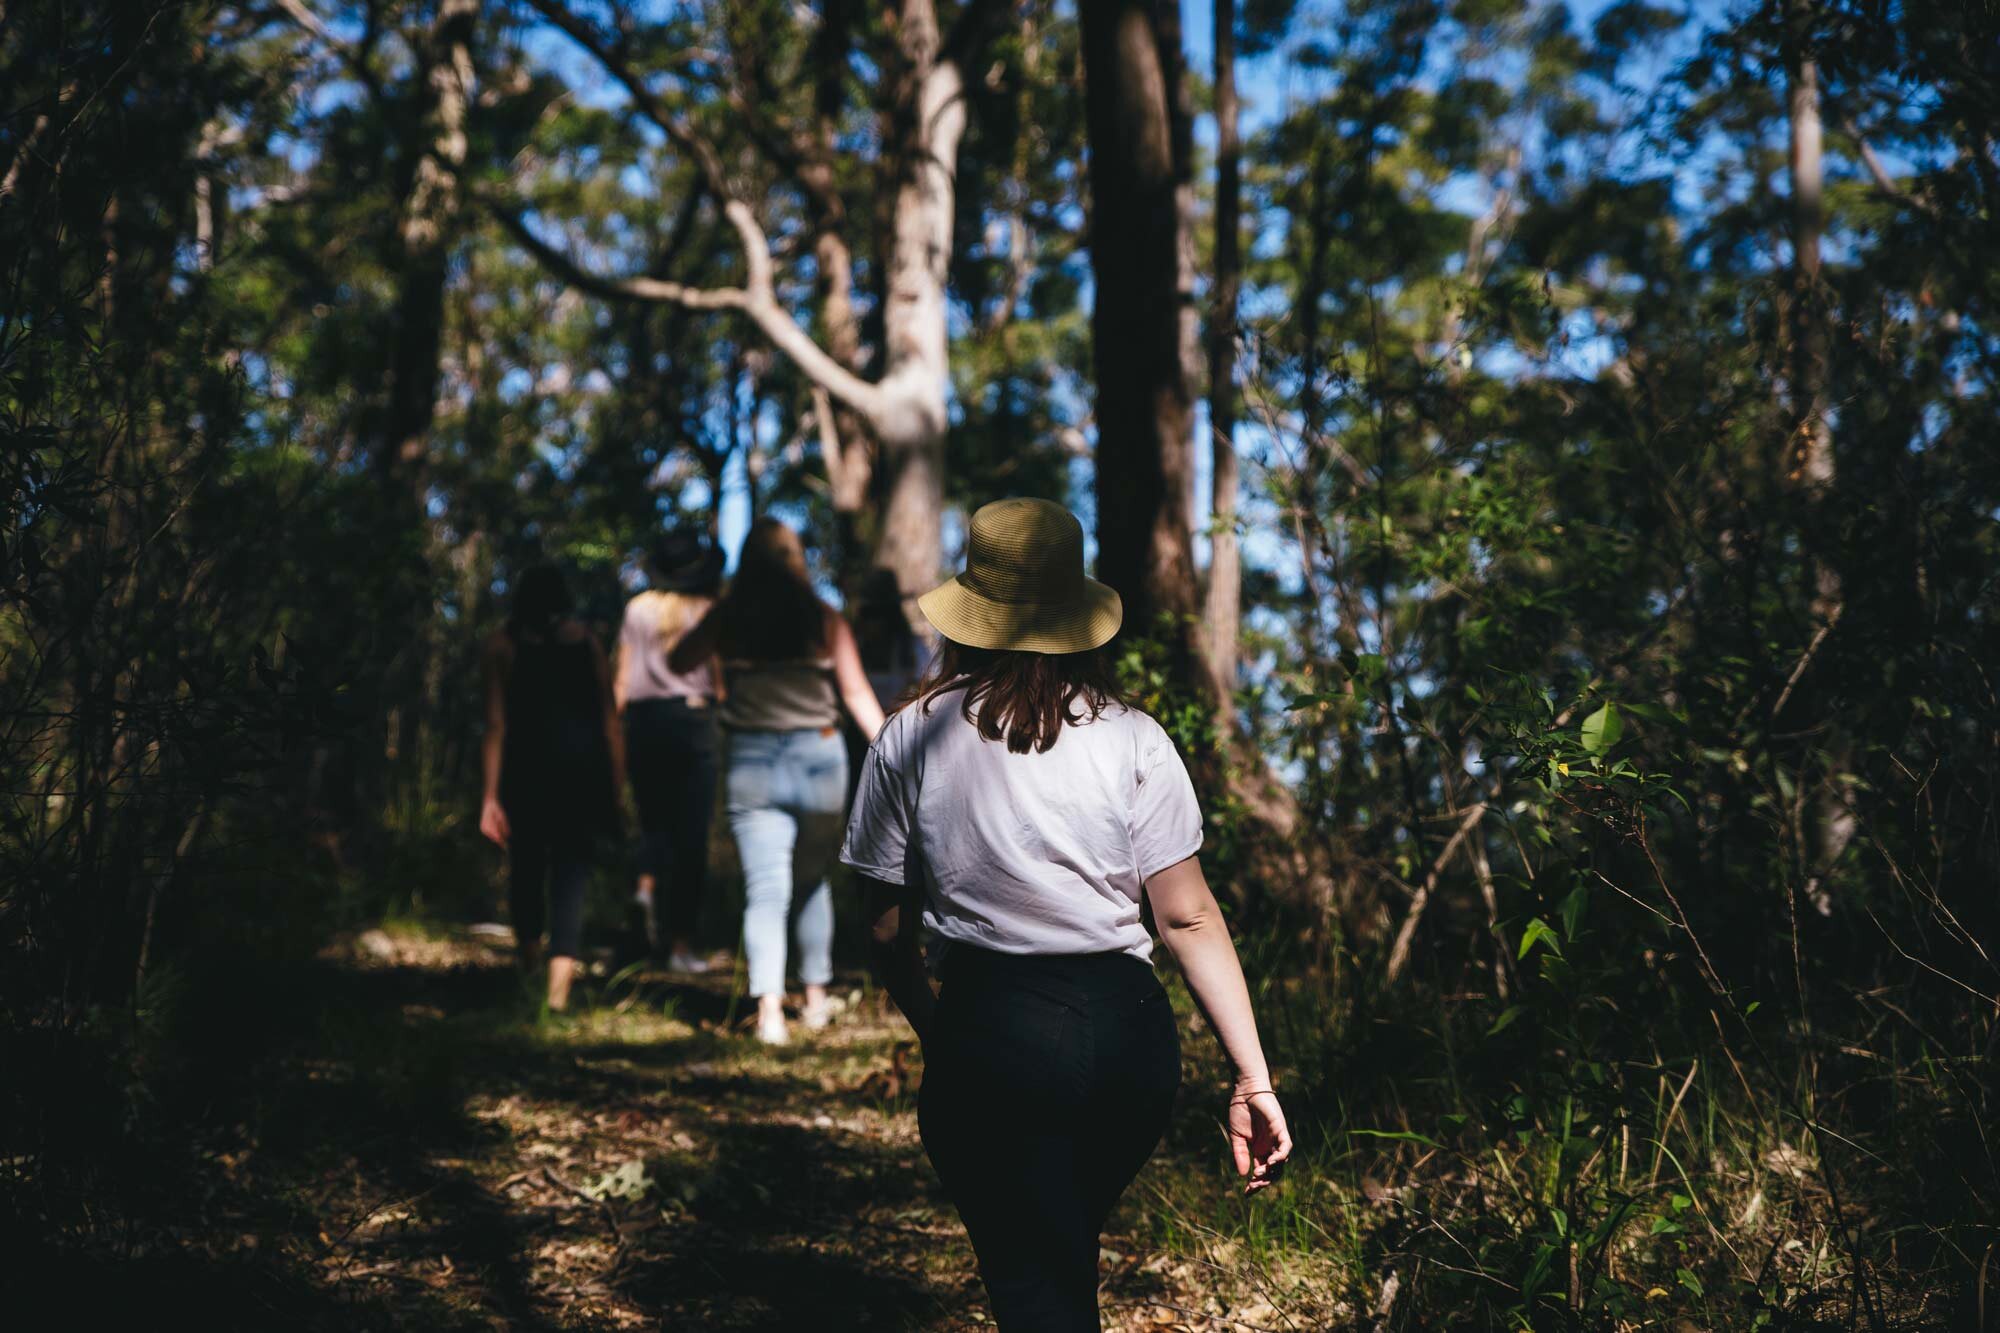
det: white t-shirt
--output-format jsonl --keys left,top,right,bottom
{"left": 839, "top": 687, "right": 1204, "bottom": 961}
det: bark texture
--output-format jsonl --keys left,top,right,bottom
{"left": 1202, "top": 0, "right": 1242, "bottom": 696}
{"left": 510, "top": 0, "right": 994, "bottom": 625}
{"left": 380, "top": 0, "right": 477, "bottom": 495}
{"left": 1079, "top": 0, "right": 1201, "bottom": 643}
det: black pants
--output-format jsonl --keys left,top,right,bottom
{"left": 625, "top": 698, "right": 719, "bottom": 943}
{"left": 919, "top": 946, "right": 1181, "bottom": 1331}
{"left": 509, "top": 820, "right": 590, "bottom": 959}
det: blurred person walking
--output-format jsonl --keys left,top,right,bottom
{"left": 479, "top": 564, "right": 623, "bottom": 1012}
{"left": 844, "top": 498, "right": 1293, "bottom": 1331}
{"left": 614, "top": 531, "right": 725, "bottom": 973}
{"left": 670, "top": 519, "right": 887, "bottom": 1044}
{"left": 852, "top": 567, "right": 929, "bottom": 712}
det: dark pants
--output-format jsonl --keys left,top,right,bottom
{"left": 919, "top": 946, "right": 1181, "bottom": 1331}
{"left": 509, "top": 821, "right": 590, "bottom": 958}
{"left": 625, "top": 698, "right": 719, "bottom": 943}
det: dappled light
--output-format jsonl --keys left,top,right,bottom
{"left": 5, "top": 0, "right": 1996, "bottom": 1327}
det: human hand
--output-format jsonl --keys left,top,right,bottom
{"left": 1226, "top": 1088, "right": 1292, "bottom": 1194}
{"left": 479, "top": 796, "right": 511, "bottom": 849}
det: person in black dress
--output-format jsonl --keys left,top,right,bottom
{"left": 479, "top": 565, "right": 622, "bottom": 1011}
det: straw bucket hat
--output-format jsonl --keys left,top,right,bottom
{"left": 918, "top": 498, "right": 1124, "bottom": 654}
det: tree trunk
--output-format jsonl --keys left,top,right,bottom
{"left": 513, "top": 0, "right": 972, "bottom": 631}
{"left": 1784, "top": 0, "right": 1835, "bottom": 614}
{"left": 379, "top": 0, "right": 476, "bottom": 499}
{"left": 1202, "top": 0, "right": 1241, "bottom": 697}
{"left": 1080, "top": 0, "right": 1329, "bottom": 915}
{"left": 1783, "top": 0, "right": 1852, "bottom": 912}
{"left": 1079, "top": 0, "right": 1202, "bottom": 651}
{"left": 867, "top": 0, "right": 962, "bottom": 637}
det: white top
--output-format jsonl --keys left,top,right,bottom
{"left": 840, "top": 687, "right": 1204, "bottom": 962}
{"left": 617, "top": 592, "right": 714, "bottom": 704}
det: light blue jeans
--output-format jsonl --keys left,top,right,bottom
{"left": 725, "top": 728, "right": 849, "bottom": 999}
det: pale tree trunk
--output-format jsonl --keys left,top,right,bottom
{"left": 1783, "top": 0, "right": 1852, "bottom": 913}
{"left": 1202, "top": 0, "right": 1241, "bottom": 698}
{"left": 511, "top": 0, "right": 981, "bottom": 630}
{"left": 870, "top": 0, "right": 963, "bottom": 635}
{"left": 1785, "top": 0, "right": 1836, "bottom": 607}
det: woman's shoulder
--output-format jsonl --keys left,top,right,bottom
{"left": 1089, "top": 699, "right": 1179, "bottom": 761}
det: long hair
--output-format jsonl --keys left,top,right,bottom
{"left": 912, "top": 639, "right": 1129, "bottom": 754}
{"left": 636, "top": 589, "right": 705, "bottom": 653}
{"left": 716, "top": 518, "right": 826, "bottom": 660}
{"left": 509, "top": 564, "right": 572, "bottom": 639}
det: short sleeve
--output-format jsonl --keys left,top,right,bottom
{"left": 1132, "top": 730, "right": 1203, "bottom": 880}
{"left": 840, "top": 722, "right": 913, "bottom": 884}
{"left": 618, "top": 596, "right": 649, "bottom": 650}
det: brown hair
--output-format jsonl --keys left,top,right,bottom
{"left": 912, "top": 639, "right": 1129, "bottom": 754}
{"left": 715, "top": 517, "right": 827, "bottom": 660}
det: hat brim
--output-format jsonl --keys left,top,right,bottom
{"left": 917, "top": 577, "right": 1123, "bottom": 654}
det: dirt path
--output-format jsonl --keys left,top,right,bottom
{"left": 219, "top": 927, "right": 1314, "bottom": 1332}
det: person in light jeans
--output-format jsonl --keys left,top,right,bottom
{"left": 671, "top": 518, "right": 886, "bottom": 1044}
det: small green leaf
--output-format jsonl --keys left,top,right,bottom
{"left": 1487, "top": 1005, "right": 1526, "bottom": 1036}
{"left": 1559, "top": 885, "right": 1588, "bottom": 940}
{"left": 1518, "top": 917, "right": 1559, "bottom": 960}
{"left": 1580, "top": 701, "right": 1622, "bottom": 756}
{"left": 1676, "top": 1267, "right": 1704, "bottom": 1297}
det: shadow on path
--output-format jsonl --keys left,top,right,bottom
{"left": 8, "top": 938, "right": 972, "bottom": 1332}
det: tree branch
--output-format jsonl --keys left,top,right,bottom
{"left": 1385, "top": 803, "right": 1488, "bottom": 983}
{"left": 488, "top": 203, "right": 747, "bottom": 310}
{"left": 522, "top": 0, "right": 732, "bottom": 201}
{"left": 489, "top": 196, "right": 889, "bottom": 423}
{"left": 511, "top": 1, "right": 897, "bottom": 427}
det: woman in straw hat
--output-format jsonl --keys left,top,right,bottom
{"left": 842, "top": 497, "right": 1292, "bottom": 1331}
{"left": 670, "top": 518, "right": 887, "bottom": 1044}
{"left": 613, "top": 529, "right": 725, "bottom": 973}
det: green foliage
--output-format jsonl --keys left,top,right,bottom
{"left": 5, "top": 0, "right": 1996, "bottom": 1322}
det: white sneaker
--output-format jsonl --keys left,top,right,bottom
{"left": 665, "top": 948, "right": 710, "bottom": 975}
{"left": 801, "top": 998, "right": 832, "bottom": 1031}
{"left": 756, "top": 1011, "right": 790, "bottom": 1046}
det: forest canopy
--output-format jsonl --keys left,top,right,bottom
{"left": 3, "top": 0, "right": 1997, "bottom": 1326}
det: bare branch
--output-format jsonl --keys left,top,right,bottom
{"left": 272, "top": 0, "right": 332, "bottom": 42}
{"left": 489, "top": 195, "right": 889, "bottom": 424}
{"left": 488, "top": 203, "right": 747, "bottom": 311}
{"left": 1385, "top": 804, "right": 1489, "bottom": 983}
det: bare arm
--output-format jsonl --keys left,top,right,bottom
{"left": 590, "top": 636, "right": 626, "bottom": 793}
{"left": 865, "top": 876, "right": 937, "bottom": 1042}
{"left": 1147, "top": 854, "right": 1293, "bottom": 1192}
{"left": 667, "top": 599, "right": 725, "bottom": 675}
{"left": 827, "top": 610, "right": 887, "bottom": 737}
{"left": 479, "top": 633, "right": 511, "bottom": 847}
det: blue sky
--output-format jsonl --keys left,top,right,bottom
{"left": 617, "top": 0, "right": 1743, "bottom": 584}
